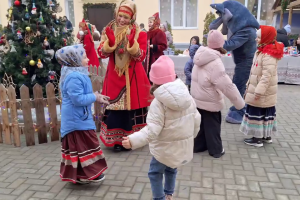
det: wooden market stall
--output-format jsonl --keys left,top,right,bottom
{"left": 272, "top": 0, "right": 300, "bottom": 28}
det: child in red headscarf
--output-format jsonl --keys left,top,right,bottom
{"left": 241, "top": 25, "right": 284, "bottom": 147}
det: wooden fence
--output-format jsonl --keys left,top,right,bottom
{"left": 0, "top": 66, "right": 105, "bottom": 147}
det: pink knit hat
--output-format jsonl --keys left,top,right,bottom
{"left": 150, "top": 55, "right": 176, "bottom": 85}
{"left": 208, "top": 30, "right": 225, "bottom": 49}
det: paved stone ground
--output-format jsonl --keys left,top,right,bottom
{"left": 0, "top": 84, "right": 300, "bottom": 200}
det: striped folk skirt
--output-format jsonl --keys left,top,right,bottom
{"left": 60, "top": 130, "right": 107, "bottom": 183}
{"left": 240, "top": 105, "right": 277, "bottom": 138}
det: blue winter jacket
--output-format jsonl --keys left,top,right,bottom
{"left": 184, "top": 45, "right": 200, "bottom": 85}
{"left": 60, "top": 72, "right": 96, "bottom": 138}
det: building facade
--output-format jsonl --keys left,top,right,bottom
{"left": 0, "top": 0, "right": 276, "bottom": 45}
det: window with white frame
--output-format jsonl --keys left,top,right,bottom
{"left": 65, "top": 0, "right": 75, "bottom": 27}
{"left": 234, "top": 0, "right": 275, "bottom": 25}
{"left": 160, "top": 0, "right": 198, "bottom": 29}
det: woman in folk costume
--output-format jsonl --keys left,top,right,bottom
{"left": 97, "top": 0, "right": 151, "bottom": 151}
{"left": 77, "top": 19, "right": 100, "bottom": 69}
{"left": 144, "top": 13, "right": 168, "bottom": 80}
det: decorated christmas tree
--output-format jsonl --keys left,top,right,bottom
{"left": 0, "top": 0, "right": 74, "bottom": 95}
{"left": 202, "top": 12, "right": 216, "bottom": 46}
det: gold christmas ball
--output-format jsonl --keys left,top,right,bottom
{"left": 29, "top": 60, "right": 36, "bottom": 66}
{"left": 26, "top": 26, "right": 31, "bottom": 32}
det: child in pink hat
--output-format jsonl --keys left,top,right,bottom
{"left": 123, "top": 56, "right": 201, "bottom": 200}
{"left": 191, "top": 30, "right": 245, "bottom": 158}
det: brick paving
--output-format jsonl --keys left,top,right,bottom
{"left": 0, "top": 84, "right": 300, "bottom": 200}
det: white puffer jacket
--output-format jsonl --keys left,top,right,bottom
{"left": 128, "top": 79, "right": 201, "bottom": 169}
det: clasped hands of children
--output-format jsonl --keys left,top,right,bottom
{"left": 94, "top": 91, "right": 110, "bottom": 105}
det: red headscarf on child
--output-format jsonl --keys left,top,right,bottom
{"left": 257, "top": 25, "right": 284, "bottom": 59}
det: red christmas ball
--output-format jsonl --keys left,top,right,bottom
{"left": 14, "top": 0, "right": 21, "bottom": 6}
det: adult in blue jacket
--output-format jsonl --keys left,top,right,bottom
{"left": 56, "top": 44, "right": 110, "bottom": 184}
{"left": 209, "top": 0, "right": 260, "bottom": 124}
{"left": 184, "top": 44, "right": 200, "bottom": 91}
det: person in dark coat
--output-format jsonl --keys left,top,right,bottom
{"left": 63, "top": 16, "right": 73, "bottom": 30}
{"left": 276, "top": 24, "right": 291, "bottom": 47}
{"left": 184, "top": 44, "right": 200, "bottom": 91}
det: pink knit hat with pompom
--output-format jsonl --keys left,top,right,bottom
{"left": 208, "top": 30, "right": 225, "bottom": 49}
{"left": 150, "top": 55, "right": 176, "bottom": 85}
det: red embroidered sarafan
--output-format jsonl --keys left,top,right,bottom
{"left": 99, "top": 31, "right": 151, "bottom": 110}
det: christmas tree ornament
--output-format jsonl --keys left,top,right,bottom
{"left": 22, "top": 68, "right": 28, "bottom": 75}
{"left": 31, "top": 74, "right": 36, "bottom": 83}
{"left": 37, "top": 59, "right": 43, "bottom": 68}
{"left": 11, "top": 21, "right": 16, "bottom": 34}
{"left": 36, "top": 30, "right": 41, "bottom": 36}
{"left": 48, "top": 71, "right": 56, "bottom": 81}
{"left": 29, "top": 60, "right": 36, "bottom": 66}
{"left": 0, "top": 35, "right": 10, "bottom": 54}
{"left": 26, "top": 26, "right": 31, "bottom": 32}
{"left": 52, "top": 28, "right": 58, "bottom": 37}
{"left": 8, "top": 7, "right": 13, "bottom": 21}
{"left": 14, "top": 0, "right": 21, "bottom": 6}
{"left": 39, "top": 12, "right": 44, "bottom": 23}
{"left": 44, "top": 37, "right": 49, "bottom": 47}
{"left": 10, "top": 44, "right": 17, "bottom": 53}
{"left": 79, "top": 30, "right": 84, "bottom": 36}
{"left": 17, "top": 30, "right": 23, "bottom": 40}
{"left": 25, "top": 31, "right": 37, "bottom": 44}
{"left": 63, "top": 38, "right": 67, "bottom": 46}
{"left": 44, "top": 49, "right": 55, "bottom": 61}
{"left": 31, "top": 3, "right": 37, "bottom": 15}
{"left": 25, "top": 6, "right": 30, "bottom": 19}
